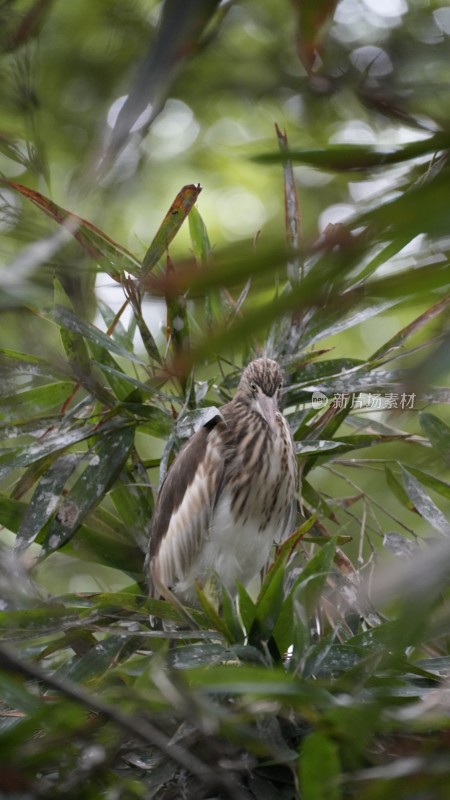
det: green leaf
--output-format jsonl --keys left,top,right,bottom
{"left": 296, "top": 440, "right": 350, "bottom": 455}
{"left": 420, "top": 412, "right": 450, "bottom": 468}
{"left": 236, "top": 582, "right": 257, "bottom": 633}
{"left": 41, "top": 425, "right": 135, "bottom": 554}
{"left": 0, "top": 423, "right": 100, "bottom": 481}
{"left": 406, "top": 467, "right": 450, "bottom": 502}
{"left": 123, "top": 281, "right": 163, "bottom": 365}
{"left": 188, "top": 205, "right": 221, "bottom": 330}
{"left": 301, "top": 480, "right": 337, "bottom": 521}
{"left": 88, "top": 341, "right": 135, "bottom": 400}
{"left": 188, "top": 205, "right": 211, "bottom": 265}
{"left": 221, "top": 586, "right": 245, "bottom": 644}
{"left": 401, "top": 467, "right": 450, "bottom": 537}
{"left": 250, "top": 518, "right": 318, "bottom": 652}
{"left": 298, "top": 433, "right": 407, "bottom": 464}
{"left": 0, "top": 494, "right": 25, "bottom": 532}
{"left": 98, "top": 299, "right": 134, "bottom": 350}
{"left": 183, "top": 663, "right": 329, "bottom": 706}
{"left": 141, "top": 184, "right": 202, "bottom": 275}
{"left": 274, "top": 537, "right": 337, "bottom": 657}
{"left": 167, "top": 642, "right": 231, "bottom": 669}
{"left": 371, "top": 295, "right": 450, "bottom": 361}
{"left": 58, "top": 518, "right": 144, "bottom": 578}
{"left": 299, "top": 731, "right": 341, "bottom": 800}
{"left": 385, "top": 465, "right": 415, "bottom": 511}
{"left": 0, "top": 673, "right": 44, "bottom": 716}
{"left": 304, "top": 535, "right": 352, "bottom": 546}
{"left": 54, "top": 634, "right": 141, "bottom": 684}
{"left": 0, "top": 348, "right": 70, "bottom": 380}
{"left": 91, "top": 359, "right": 153, "bottom": 397}
{"left": 194, "top": 582, "right": 234, "bottom": 642}
{"left": 248, "top": 562, "right": 285, "bottom": 659}
{"left": 0, "top": 605, "right": 81, "bottom": 636}
{"left": 0, "top": 382, "right": 74, "bottom": 423}
{"left": 42, "top": 305, "right": 145, "bottom": 365}
{"left": 302, "top": 299, "right": 399, "bottom": 348}
{"left": 110, "top": 459, "right": 154, "bottom": 548}
{"left": 166, "top": 255, "right": 190, "bottom": 367}
{"left": 179, "top": 249, "right": 450, "bottom": 368}
{"left": 54, "top": 277, "right": 91, "bottom": 370}
{"left": 254, "top": 132, "right": 450, "bottom": 171}
{"left": 15, "top": 453, "right": 80, "bottom": 554}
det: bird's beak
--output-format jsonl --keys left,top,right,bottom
{"left": 257, "top": 393, "right": 278, "bottom": 433}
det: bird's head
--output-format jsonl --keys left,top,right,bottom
{"left": 236, "top": 358, "right": 284, "bottom": 432}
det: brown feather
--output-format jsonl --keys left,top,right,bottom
{"left": 149, "top": 359, "right": 298, "bottom": 603}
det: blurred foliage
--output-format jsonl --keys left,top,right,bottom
{"left": 1, "top": 0, "right": 450, "bottom": 798}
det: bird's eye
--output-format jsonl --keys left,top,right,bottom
{"left": 250, "top": 381, "right": 258, "bottom": 394}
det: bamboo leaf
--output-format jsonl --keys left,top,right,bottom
{"left": 188, "top": 204, "right": 211, "bottom": 265}
{"left": 194, "top": 582, "right": 234, "bottom": 642}
{"left": 0, "top": 382, "right": 73, "bottom": 423}
{"left": 0, "top": 494, "right": 25, "bottom": 532}
{"left": 41, "top": 425, "right": 135, "bottom": 554}
{"left": 141, "top": 184, "right": 202, "bottom": 275}
{"left": 110, "top": 448, "right": 155, "bottom": 548}
{"left": 254, "top": 132, "right": 450, "bottom": 171}
{"left": 97, "top": 299, "right": 133, "bottom": 350}
{"left": 54, "top": 634, "right": 141, "bottom": 684}
{"left": 299, "top": 731, "right": 341, "bottom": 800}
{"left": 248, "top": 563, "right": 285, "bottom": 659}
{"left": 401, "top": 467, "right": 450, "bottom": 537}
{"left": 274, "top": 537, "right": 337, "bottom": 657}
{"left": 420, "top": 412, "right": 450, "bottom": 468}
{"left": 15, "top": 453, "right": 80, "bottom": 554}
{"left": 406, "top": 467, "right": 450, "bottom": 502}
{"left": 102, "top": 1, "right": 222, "bottom": 164}
{"left": 296, "top": 536, "right": 338, "bottom": 607}
{"left": 88, "top": 342, "right": 137, "bottom": 401}
{"left": 165, "top": 256, "right": 450, "bottom": 371}
{"left": 165, "top": 254, "right": 190, "bottom": 367}
{"left": 123, "top": 280, "right": 163, "bottom": 365}
{"left": 385, "top": 466, "right": 415, "bottom": 511}
{"left": 0, "top": 424, "right": 100, "bottom": 480}
{"left": 236, "top": 582, "right": 257, "bottom": 634}
{"left": 42, "top": 305, "right": 145, "bottom": 365}
{"left": 1, "top": 179, "right": 141, "bottom": 277}
{"left": 275, "top": 123, "right": 302, "bottom": 284}
{"left": 53, "top": 278, "right": 109, "bottom": 401}
{"left": 371, "top": 296, "right": 450, "bottom": 361}
{"left": 0, "top": 348, "right": 70, "bottom": 381}
{"left": 64, "top": 518, "right": 144, "bottom": 576}
{"left": 221, "top": 587, "right": 245, "bottom": 644}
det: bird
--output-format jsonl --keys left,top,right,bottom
{"left": 148, "top": 358, "right": 298, "bottom": 606}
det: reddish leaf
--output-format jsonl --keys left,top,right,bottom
{"left": 1, "top": 179, "right": 141, "bottom": 278}
{"left": 7, "top": 0, "right": 54, "bottom": 50}
{"left": 141, "top": 183, "right": 202, "bottom": 275}
{"left": 292, "top": 0, "right": 339, "bottom": 73}
{"left": 275, "top": 123, "right": 302, "bottom": 284}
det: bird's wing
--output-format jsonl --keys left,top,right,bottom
{"left": 149, "top": 421, "right": 225, "bottom": 596}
